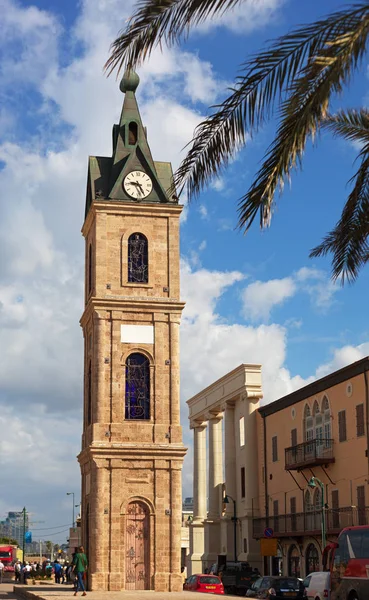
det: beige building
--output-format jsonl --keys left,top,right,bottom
{"left": 188, "top": 357, "right": 369, "bottom": 580}
{"left": 78, "top": 71, "right": 186, "bottom": 591}
{"left": 187, "top": 364, "right": 264, "bottom": 575}
{"left": 254, "top": 356, "right": 369, "bottom": 579}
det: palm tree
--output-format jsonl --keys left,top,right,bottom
{"left": 105, "top": 2, "right": 369, "bottom": 282}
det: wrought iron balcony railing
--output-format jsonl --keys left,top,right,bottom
{"left": 285, "top": 439, "right": 335, "bottom": 470}
{"left": 253, "top": 506, "right": 369, "bottom": 538}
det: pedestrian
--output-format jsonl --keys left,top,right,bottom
{"left": 15, "top": 561, "right": 21, "bottom": 582}
{"left": 54, "top": 560, "right": 62, "bottom": 584}
{"left": 0, "top": 559, "right": 4, "bottom": 583}
{"left": 23, "top": 562, "right": 32, "bottom": 585}
{"left": 72, "top": 545, "right": 88, "bottom": 596}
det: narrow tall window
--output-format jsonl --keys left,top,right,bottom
{"left": 357, "top": 485, "right": 366, "bottom": 525}
{"left": 332, "top": 490, "right": 339, "bottom": 528}
{"left": 128, "top": 233, "right": 148, "bottom": 283}
{"left": 338, "top": 410, "right": 347, "bottom": 442}
{"left": 239, "top": 416, "right": 245, "bottom": 446}
{"left": 273, "top": 500, "right": 279, "bottom": 533}
{"left": 125, "top": 353, "right": 150, "bottom": 420}
{"left": 88, "top": 243, "right": 93, "bottom": 294}
{"left": 290, "top": 497, "right": 296, "bottom": 532}
{"left": 356, "top": 404, "right": 365, "bottom": 437}
{"left": 291, "top": 428, "right": 297, "bottom": 447}
{"left": 87, "top": 360, "right": 92, "bottom": 425}
{"left": 241, "top": 467, "right": 245, "bottom": 498}
{"left": 128, "top": 121, "right": 138, "bottom": 145}
{"left": 272, "top": 436, "right": 278, "bottom": 462}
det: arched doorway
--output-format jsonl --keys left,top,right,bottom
{"left": 306, "top": 543, "right": 320, "bottom": 574}
{"left": 288, "top": 545, "right": 301, "bottom": 578}
{"left": 125, "top": 501, "right": 150, "bottom": 590}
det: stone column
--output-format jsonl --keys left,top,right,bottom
{"left": 223, "top": 403, "right": 236, "bottom": 560}
{"left": 193, "top": 424, "right": 207, "bottom": 521}
{"left": 243, "top": 397, "right": 262, "bottom": 566}
{"left": 205, "top": 412, "right": 223, "bottom": 566}
{"left": 169, "top": 317, "right": 181, "bottom": 439}
{"left": 189, "top": 423, "right": 207, "bottom": 575}
{"left": 208, "top": 414, "right": 223, "bottom": 519}
{"left": 90, "top": 459, "right": 108, "bottom": 591}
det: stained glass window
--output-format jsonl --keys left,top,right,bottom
{"left": 125, "top": 353, "right": 150, "bottom": 420}
{"left": 128, "top": 233, "right": 148, "bottom": 283}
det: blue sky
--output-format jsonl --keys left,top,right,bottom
{"left": 0, "top": 0, "right": 369, "bottom": 543}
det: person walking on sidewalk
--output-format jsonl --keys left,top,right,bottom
{"left": 0, "top": 559, "right": 4, "bottom": 583}
{"left": 72, "top": 545, "right": 88, "bottom": 596}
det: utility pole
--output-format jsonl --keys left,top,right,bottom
{"left": 22, "top": 507, "right": 26, "bottom": 569}
{"left": 39, "top": 540, "right": 42, "bottom": 564}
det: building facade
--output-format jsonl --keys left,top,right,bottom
{"left": 78, "top": 71, "right": 186, "bottom": 591}
{"left": 187, "top": 357, "right": 369, "bottom": 580}
{"left": 187, "top": 365, "right": 264, "bottom": 575}
{"left": 254, "top": 356, "right": 369, "bottom": 579}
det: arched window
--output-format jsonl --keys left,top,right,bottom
{"left": 88, "top": 243, "right": 93, "bottom": 294}
{"left": 305, "top": 490, "right": 314, "bottom": 530}
{"left": 128, "top": 233, "right": 148, "bottom": 283}
{"left": 288, "top": 545, "right": 300, "bottom": 578}
{"left": 87, "top": 360, "right": 92, "bottom": 425}
{"left": 314, "top": 488, "right": 322, "bottom": 530}
{"left": 304, "top": 404, "right": 314, "bottom": 451}
{"left": 313, "top": 400, "right": 323, "bottom": 455}
{"left": 322, "top": 396, "right": 331, "bottom": 447}
{"left": 128, "top": 121, "right": 138, "bottom": 145}
{"left": 306, "top": 543, "right": 319, "bottom": 574}
{"left": 125, "top": 353, "right": 150, "bottom": 420}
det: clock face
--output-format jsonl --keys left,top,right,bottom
{"left": 123, "top": 170, "right": 153, "bottom": 199}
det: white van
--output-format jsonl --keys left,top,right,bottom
{"left": 303, "top": 571, "right": 330, "bottom": 600}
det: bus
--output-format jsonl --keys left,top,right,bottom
{"left": 322, "top": 525, "right": 369, "bottom": 600}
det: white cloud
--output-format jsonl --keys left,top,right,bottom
{"left": 241, "top": 267, "right": 339, "bottom": 322}
{"left": 195, "top": 0, "right": 286, "bottom": 34}
{"left": 199, "top": 240, "right": 207, "bottom": 251}
{"left": 242, "top": 277, "right": 296, "bottom": 321}
{"left": 198, "top": 205, "right": 209, "bottom": 220}
{"left": 316, "top": 342, "right": 369, "bottom": 379}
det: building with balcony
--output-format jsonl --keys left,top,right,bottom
{"left": 255, "top": 356, "right": 369, "bottom": 578}
{"left": 187, "top": 356, "right": 369, "bottom": 580}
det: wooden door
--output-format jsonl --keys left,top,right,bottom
{"left": 125, "top": 501, "right": 149, "bottom": 590}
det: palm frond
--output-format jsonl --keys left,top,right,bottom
{"left": 172, "top": 3, "right": 369, "bottom": 199}
{"left": 105, "top": 0, "right": 243, "bottom": 75}
{"left": 310, "top": 109, "right": 369, "bottom": 282}
{"left": 237, "top": 8, "right": 369, "bottom": 231}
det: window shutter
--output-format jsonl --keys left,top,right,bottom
{"left": 291, "top": 428, "right": 297, "bottom": 447}
{"left": 290, "top": 497, "right": 296, "bottom": 513}
{"left": 338, "top": 410, "right": 347, "bottom": 442}
{"left": 332, "top": 490, "right": 339, "bottom": 509}
{"left": 273, "top": 500, "right": 279, "bottom": 516}
{"left": 356, "top": 404, "right": 365, "bottom": 437}
{"left": 272, "top": 436, "right": 278, "bottom": 462}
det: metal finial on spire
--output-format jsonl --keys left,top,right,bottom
{"left": 120, "top": 70, "right": 140, "bottom": 93}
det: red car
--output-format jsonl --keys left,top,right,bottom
{"left": 184, "top": 574, "right": 225, "bottom": 594}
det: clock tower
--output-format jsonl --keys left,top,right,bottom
{"left": 78, "top": 71, "right": 186, "bottom": 592}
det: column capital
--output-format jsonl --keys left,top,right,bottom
{"left": 207, "top": 409, "right": 224, "bottom": 422}
{"left": 190, "top": 419, "right": 207, "bottom": 430}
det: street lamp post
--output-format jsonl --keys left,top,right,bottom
{"left": 66, "top": 492, "right": 75, "bottom": 528}
{"left": 308, "top": 477, "right": 326, "bottom": 550}
{"left": 224, "top": 495, "right": 237, "bottom": 563}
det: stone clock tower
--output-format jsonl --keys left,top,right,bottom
{"left": 78, "top": 71, "right": 186, "bottom": 592}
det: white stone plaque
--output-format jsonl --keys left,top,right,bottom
{"left": 121, "top": 324, "right": 154, "bottom": 344}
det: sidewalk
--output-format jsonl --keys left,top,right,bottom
{"left": 12, "top": 584, "right": 235, "bottom": 600}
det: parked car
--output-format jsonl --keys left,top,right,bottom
{"left": 184, "top": 574, "right": 225, "bottom": 594}
{"left": 246, "top": 576, "right": 304, "bottom": 599}
{"left": 302, "top": 571, "right": 330, "bottom": 600}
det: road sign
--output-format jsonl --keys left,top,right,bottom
{"left": 260, "top": 538, "right": 278, "bottom": 556}
{"left": 264, "top": 527, "right": 274, "bottom": 538}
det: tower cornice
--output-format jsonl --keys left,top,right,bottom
{"left": 81, "top": 199, "right": 183, "bottom": 237}
{"left": 80, "top": 297, "right": 185, "bottom": 328}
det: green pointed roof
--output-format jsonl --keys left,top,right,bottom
{"left": 85, "top": 70, "right": 177, "bottom": 217}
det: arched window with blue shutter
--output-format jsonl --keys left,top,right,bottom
{"left": 125, "top": 353, "right": 150, "bottom": 420}
{"left": 128, "top": 233, "right": 148, "bottom": 283}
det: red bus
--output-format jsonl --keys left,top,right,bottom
{"left": 323, "top": 525, "right": 369, "bottom": 600}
